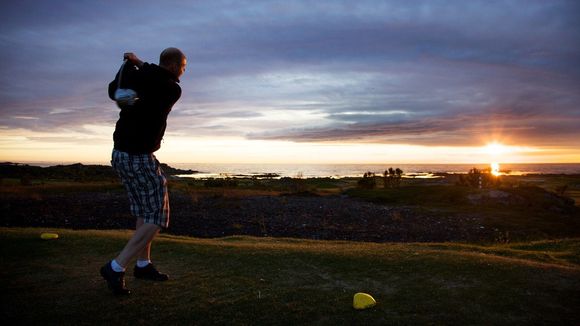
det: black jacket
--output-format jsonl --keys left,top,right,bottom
{"left": 109, "top": 62, "right": 181, "bottom": 154}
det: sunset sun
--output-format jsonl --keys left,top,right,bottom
{"left": 484, "top": 142, "right": 510, "bottom": 157}
{"left": 484, "top": 142, "right": 508, "bottom": 176}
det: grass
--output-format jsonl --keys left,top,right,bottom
{"left": 345, "top": 183, "right": 580, "bottom": 241}
{"left": 0, "top": 179, "right": 123, "bottom": 195}
{"left": 513, "top": 174, "right": 580, "bottom": 205}
{"left": 1, "top": 227, "right": 579, "bottom": 325}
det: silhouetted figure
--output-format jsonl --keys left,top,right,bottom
{"left": 100, "top": 48, "right": 186, "bottom": 295}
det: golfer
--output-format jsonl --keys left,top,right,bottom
{"left": 100, "top": 48, "right": 186, "bottom": 295}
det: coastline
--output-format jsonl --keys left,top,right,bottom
{"left": 3, "top": 161, "right": 580, "bottom": 179}
{"left": 2, "top": 162, "right": 579, "bottom": 244}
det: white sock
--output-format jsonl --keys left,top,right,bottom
{"left": 136, "top": 259, "right": 151, "bottom": 268}
{"left": 110, "top": 259, "right": 126, "bottom": 272}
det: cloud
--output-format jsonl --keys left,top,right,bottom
{"left": 0, "top": 0, "right": 579, "bottom": 150}
{"left": 248, "top": 112, "right": 580, "bottom": 147}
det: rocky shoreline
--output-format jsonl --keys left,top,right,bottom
{"left": 2, "top": 188, "right": 496, "bottom": 243}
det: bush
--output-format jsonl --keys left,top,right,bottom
{"left": 458, "top": 167, "right": 501, "bottom": 189}
{"left": 204, "top": 178, "right": 238, "bottom": 188}
{"left": 383, "top": 167, "right": 403, "bottom": 188}
{"left": 357, "top": 172, "right": 377, "bottom": 189}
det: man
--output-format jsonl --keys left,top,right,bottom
{"left": 100, "top": 47, "right": 186, "bottom": 295}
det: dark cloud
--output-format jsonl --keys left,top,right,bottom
{"left": 248, "top": 113, "right": 580, "bottom": 147}
{"left": 0, "top": 0, "right": 579, "bottom": 149}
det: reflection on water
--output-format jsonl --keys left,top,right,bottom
{"left": 173, "top": 163, "right": 580, "bottom": 179}
{"left": 490, "top": 162, "right": 501, "bottom": 176}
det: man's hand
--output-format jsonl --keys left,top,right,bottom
{"left": 123, "top": 52, "right": 144, "bottom": 67}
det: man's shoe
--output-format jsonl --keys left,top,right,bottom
{"left": 134, "top": 263, "right": 169, "bottom": 281}
{"left": 100, "top": 262, "right": 130, "bottom": 295}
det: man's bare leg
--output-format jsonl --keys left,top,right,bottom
{"left": 115, "top": 221, "right": 160, "bottom": 268}
{"left": 135, "top": 218, "right": 153, "bottom": 262}
{"left": 100, "top": 220, "right": 159, "bottom": 295}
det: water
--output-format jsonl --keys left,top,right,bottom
{"left": 170, "top": 163, "right": 580, "bottom": 179}
{"left": 15, "top": 161, "right": 580, "bottom": 179}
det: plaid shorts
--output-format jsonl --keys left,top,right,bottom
{"left": 111, "top": 149, "right": 170, "bottom": 228}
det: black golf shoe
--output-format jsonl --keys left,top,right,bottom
{"left": 134, "top": 263, "right": 169, "bottom": 281}
{"left": 100, "top": 261, "right": 130, "bottom": 295}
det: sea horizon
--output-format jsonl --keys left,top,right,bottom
{"left": 170, "top": 162, "right": 580, "bottom": 179}
{"left": 8, "top": 161, "right": 579, "bottom": 179}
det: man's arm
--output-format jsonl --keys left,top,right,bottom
{"left": 124, "top": 52, "right": 144, "bottom": 68}
{"left": 108, "top": 52, "right": 143, "bottom": 100}
{"left": 108, "top": 74, "right": 118, "bottom": 100}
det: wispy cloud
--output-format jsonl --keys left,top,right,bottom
{"left": 0, "top": 0, "right": 579, "bottom": 150}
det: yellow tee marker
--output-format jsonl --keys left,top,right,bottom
{"left": 40, "top": 233, "right": 59, "bottom": 240}
{"left": 353, "top": 292, "right": 376, "bottom": 310}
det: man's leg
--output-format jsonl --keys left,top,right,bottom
{"left": 100, "top": 222, "right": 160, "bottom": 295}
{"left": 129, "top": 218, "right": 170, "bottom": 281}
{"left": 115, "top": 221, "right": 160, "bottom": 268}
{"left": 103, "top": 151, "right": 169, "bottom": 295}
{"left": 135, "top": 218, "right": 153, "bottom": 262}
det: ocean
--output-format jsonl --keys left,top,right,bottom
{"left": 169, "top": 163, "right": 580, "bottom": 179}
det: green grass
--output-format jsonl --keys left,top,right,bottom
{"left": 1, "top": 227, "right": 579, "bottom": 325}
{"left": 345, "top": 184, "right": 580, "bottom": 241}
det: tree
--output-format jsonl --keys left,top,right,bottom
{"left": 383, "top": 167, "right": 403, "bottom": 188}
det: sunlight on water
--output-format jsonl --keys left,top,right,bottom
{"left": 491, "top": 162, "right": 501, "bottom": 176}
{"left": 171, "top": 163, "right": 580, "bottom": 179}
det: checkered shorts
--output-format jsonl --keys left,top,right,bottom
{"left": 111, "top": 149, "right": 170, "bottom": 228}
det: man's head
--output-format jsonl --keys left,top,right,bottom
{"left": 159, "top": 47, "right": 187, "bottom": 79}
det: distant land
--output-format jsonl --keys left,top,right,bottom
{"left": 0, "top": 162, "right": 199, "bottom": 182}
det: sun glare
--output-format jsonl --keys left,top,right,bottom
{"left": 484, "top": 143, "right": 505, "bottom": 176}
{"left": 490, "top": 162, "right": 501, "bottom": 176}
{"left": 484, "top": 142, "right": 510, "bottom": 156}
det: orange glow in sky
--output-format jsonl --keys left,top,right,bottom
{"left": 0, "top": 128, "right": 579, "bottom": 164}
{"left": 484, "top": 142, "right": 511, "bottom": 156}
{"left": 1, "top": 2, "right": 579, "bottom": 166}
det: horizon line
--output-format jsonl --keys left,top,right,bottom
{"left": 3, "top": 160, "right": 579, "bottom": 167}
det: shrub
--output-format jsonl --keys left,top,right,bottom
{"left": 458, "top": 167, "right": 501, "bottom": 189}
{"left": 357, "top": 172, "right": 377, "bottom": 189}
{"left": 383, "top": 167, "right": 403, "bottom": 188}
{"left": 204, "top": 178, "right": 238, "bottom": 188}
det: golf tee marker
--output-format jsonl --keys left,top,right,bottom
{"left": 353, "top": 292, "right": 376, "bottom": 310}
{"left": 40, "top": 233, "right": 59, "bottom": 240}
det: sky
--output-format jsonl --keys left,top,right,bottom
{"left": 0, "top": 0, "right": 579, "bottom": 164}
